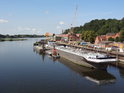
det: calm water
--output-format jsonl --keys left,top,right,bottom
{"left": 0, "top": 39, "right": 124, "bottom": 93}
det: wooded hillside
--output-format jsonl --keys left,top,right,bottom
{"left": 63, "top": 18, "right": 124, "bottom": 35}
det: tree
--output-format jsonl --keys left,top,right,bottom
{"left": 53, "top": 33, "right": 55, "bottom": 37}
{"left": 120, "top": 28, "right": 124, "bottom": 42}
{"left": 0, "top": 34, "right": 5, "bottom": 38}
{"left": 81, "top": 31, "right": 96, "bottom": 43}
{"left": 108, "top": 37, "right": 114, "bottom": 41}
{"left": 115, "top": 37, "right": 120, "bottom": 42}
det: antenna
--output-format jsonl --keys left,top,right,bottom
{"left": 72, "top": 4, "right": 78, "bottom": 27}
{"left": 69, "top": 4, "right": 78, "bottom": 34}
{"left": 68, "top": 5, "right": 78, "bottom": 41}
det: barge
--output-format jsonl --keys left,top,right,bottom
{"left": 55, "top": 46, "right": 118, "bottom": 70}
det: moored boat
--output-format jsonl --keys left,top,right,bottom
{"left": 55, "top": 45, "right": 118, "bottom": 70}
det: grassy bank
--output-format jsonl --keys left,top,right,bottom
{"left": 0, "top": 38, "right": 27, "bottom": 42}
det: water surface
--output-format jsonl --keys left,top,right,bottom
{"left": 0, "top": 39, "right": 124, "bottom": 93}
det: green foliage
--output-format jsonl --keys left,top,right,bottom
{"left": 119, "top": 28, "right": 124, "bottom": 42}
{"left": 81, "top": 31, "right": 96, "bottom": 43}
{"left": 0, "top": 34, "right": 6, "bottom": 38}
{"left": 115, "top": 37, "right": 120, "bottom": 42}
{"left": 108, "top": 37, "right": 114, "bottom": 41}
{"left": 63, "top": 18, "right": 124, "bottom": 36}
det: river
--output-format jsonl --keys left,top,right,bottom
{"left": 0, "top": 38, "right": 124, "bottom": 93}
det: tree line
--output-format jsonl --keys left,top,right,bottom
{"left": 0, "top": 34, "right": 44, "bottom": 38}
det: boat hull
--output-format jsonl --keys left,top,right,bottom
{"left": 57, "top": 49, "right": 108, "bottom": 70}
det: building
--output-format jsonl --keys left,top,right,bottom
{"left": 95, "top": 33, "right": 120, "bottom": 44}
{"left": 95, "top": 35, "right": 106, "bottom": 44}
{"left": 113, "top": 42, "right": 124, "bottom": 52}
{"left": 55, "top": 34, "right": 68, "bottom": 41}
{"left": 95, "top": 41, "right": 113, "bottom": 48}
{"left": 55, "top": 34, "right": 80, "bottom": 42}
{"left": 44, "top": 32, "right": 53, "bottom": 37}
{"left": 68, "top": 33, "right": 80, "bottom": 41}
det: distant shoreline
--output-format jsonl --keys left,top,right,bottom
{"left": 0, "top": 38, "right": 27, "bottom": 42}
{"left": 0, "top": 34, "right": 45, "bottom": 42}
{"left": 0, "top": 34, "right": 45, "bottom": 38}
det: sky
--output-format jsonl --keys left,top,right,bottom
{"left": 0, "top": 0, "right": 124, "bottom": 35}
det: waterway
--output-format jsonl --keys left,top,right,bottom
{"left": 0, "top": 38, "right": 124, "bottom": 93}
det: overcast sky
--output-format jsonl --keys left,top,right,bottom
{"left": 0, "top": 0, "right": 124, "bottom": 35}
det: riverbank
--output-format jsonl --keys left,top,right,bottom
{"left": 0, "top": 38, "right": 27, "bottom": 42}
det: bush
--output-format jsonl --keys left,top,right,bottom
{"left": 108, "top": 37, "right": 114, "bottom": 41}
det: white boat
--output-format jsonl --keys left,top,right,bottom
{"left": 82, "top": 52, "right": 118, "bottom": 63}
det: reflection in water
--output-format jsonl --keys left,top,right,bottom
{"left": 58, "top": 58, "right": 116, "bottom": 85}
{"left": 34, "top": 48, "right": 58, "bottom": 62}
{"left": 34, "top": 47, "right": 116, "bottom": 85}
{"left": 33, "top": 47, "right": 46, "bottom": 62}
{"left": 40, "top": 53, "right": 46, "bottom": 62}
{"left": 119, "top": 68, "right": 124, "bottom": 78}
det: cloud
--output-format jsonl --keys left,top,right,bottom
{"left": 59, "top": 21, "right": 64, "bottom": 25}
{"left": 0, "top": 19, "right": 9, "bottom": 23}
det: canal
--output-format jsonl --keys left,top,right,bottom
{"left": 0, "top": 38, "right": 124, "bottom": 93}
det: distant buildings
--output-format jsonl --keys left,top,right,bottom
{"left": 113, "top": 42, "right": 124, "bottom": 52}
{"left": 55, "top": 33, "right": 80, "bottom": 42}
{"left": 94, "top": 32, "right": 124, "bottom": 52}
{"left": 44, "top": 32, "right": 53, "bottom": 37}
{"left": 95, "top": 33, "right": 120, "bottom": 44}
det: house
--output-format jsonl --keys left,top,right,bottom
{"left": 95, "top": 41, "right": 113, "bottom": 48}
{"left": 68, "top": 33, "right": 80, "bottom": 41}
{"left": 106, "top": 33, "right": 120, "bottom": 39}
{"left": 113, "top": 42, "right": 124, "bottom": 52}
{"left": 95, "top": 32, "right": 120, "bottom": 44}
{"left": 95, "top": 35, "right": 106, "bottom": 44}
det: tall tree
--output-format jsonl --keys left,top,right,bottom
{"left": 81, "top": 31, "right": 96, "bottom": 43}
{"left": 119, "top": 28, "right": 124, "bottom": 42}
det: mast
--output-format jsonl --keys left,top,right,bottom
{"left": 72, "top": 4, "right": 78, "bottom": 27}
{"left": 68, "top": 5, "right": 78, "bottom": 41}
